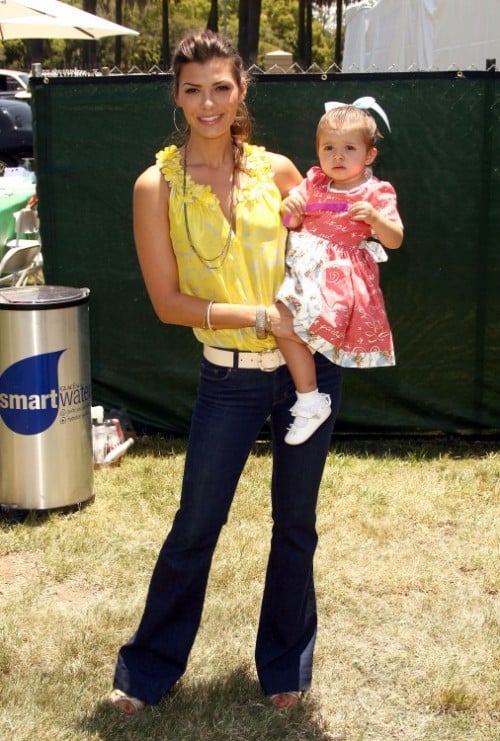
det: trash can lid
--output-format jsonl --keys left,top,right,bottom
{"left": 0, "top": 285, "right": 90, "bottom": 308}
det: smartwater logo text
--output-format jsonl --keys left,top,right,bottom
{"left": 0, "top": 350, "right": 91, "bottom": 435}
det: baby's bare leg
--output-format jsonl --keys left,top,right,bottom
{"left": 277, "top": 336, "right": 317, "bottom": 392}
{"left": 276, "top": 336, "right": 332, "bottom": 446}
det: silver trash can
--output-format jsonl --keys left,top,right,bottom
{"left": 0, "top": 285, "right": 93, "bottom": 510}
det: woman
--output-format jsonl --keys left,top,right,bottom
{"left": 109, "top": 29, "right": 342, "bottom": 714}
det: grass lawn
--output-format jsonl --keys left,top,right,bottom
{"left": 0, "top": 434, "right": 498, "bottom": 740}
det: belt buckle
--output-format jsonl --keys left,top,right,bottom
{"left": 257, "top": 349, "right": 281, "bottom": 372}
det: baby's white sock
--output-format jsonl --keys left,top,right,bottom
{"left": 295, "top": 389, "right": 321, "bottom": 408}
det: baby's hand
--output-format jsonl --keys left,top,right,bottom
{"left": 267, "top": 302, "right": 297, "bottom": 339}
{"left": 348, "top": 200, "right": 379, "bottom": 226}
{"left": 281, "top": 190, "right": 306, "bottom": 228}
{"left": 349, "top": 200, "right": 403, "bottom": 249}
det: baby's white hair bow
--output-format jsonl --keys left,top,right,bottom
{"left": 324, "top": 96, "right": 391, "bottom": 132}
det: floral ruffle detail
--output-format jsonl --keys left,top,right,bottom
{"left": 155, "top": 143, "right": 275, "bottom": 206}
{"left": 156, "top": 145, "right": 213, "bottom": 207}
{"left": 237, "top": 144, "right": 276, "bottom": 204}
{"left": 155, "top": 144, "right": 180, "bottom": 183}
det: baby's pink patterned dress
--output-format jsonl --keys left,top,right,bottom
{"left": 277, "top": 166, "right": 403, "bottom": 368}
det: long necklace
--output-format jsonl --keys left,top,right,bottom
{"left": 183, "top": 147, "right": 235, "bottom": 270}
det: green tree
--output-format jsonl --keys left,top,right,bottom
{"left": 161, "top": 0, "right": 171, "bottom": 67}
{"left": 0, "top": 0, "right": 344, "bottom": 73}
{"left": 207, "top": 0, "right": 219, "bottom": 31}
{"left": 82, "top": 0, "right": 98, "bottom": 68}
{"left": 297, "top": 0, "right": 312, "bottom": 68}
{"left": 298, "top": 0, "right": 340, "bottom": 69}
{"left": 238, "top": 0, "right": 262, "bottom": 66}
{"left": 115, "top": 0, "right": 124, "bottom": 65}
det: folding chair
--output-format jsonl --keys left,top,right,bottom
{"left": 0, "top": 243, "right": 42, "bottom": 286}
{"left": 4, "top": 205, "right": 44, "bottom": 283}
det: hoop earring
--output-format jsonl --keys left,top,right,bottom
{"left": 173, "top": 107, "right": 183, "bottom": 133}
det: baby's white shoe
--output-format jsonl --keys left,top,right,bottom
{"left": 285, "top": 393, "right": 332, "bottom": 445}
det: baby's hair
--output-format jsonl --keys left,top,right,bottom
{"left": 317, "top": 106, "right": 382, "bottom": 149}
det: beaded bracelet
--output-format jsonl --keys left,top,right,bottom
{"left": 255, "top": 305, "right": 268, "bottom": 339}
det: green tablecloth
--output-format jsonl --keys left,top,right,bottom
{"left": 0, "top": 182, "right": 37, "bottom": 258}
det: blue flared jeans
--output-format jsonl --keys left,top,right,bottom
{"left": 114, "top": 351, "right": 342, "bottom": 704}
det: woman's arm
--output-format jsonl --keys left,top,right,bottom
{"left": 133, "top": 165, "right": 260, "bottom": 331}
{"left": 268, "top": 152, "right": 303, "bottom": 197}
{"left": 134, "top": 165, "right": 199, "bottom": 325}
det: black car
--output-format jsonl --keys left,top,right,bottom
{"left": 0, "top": 98, "right": 33, "bottom": 171}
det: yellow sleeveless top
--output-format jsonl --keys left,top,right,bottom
{"left": 156, "top": 143, "right": 287, "bottom": 351}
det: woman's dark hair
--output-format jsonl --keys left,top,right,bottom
{"left": 172, "top": 30, "right": 252, "bottom": 170}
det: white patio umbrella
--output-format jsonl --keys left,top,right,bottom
{"left": 0, "top": 0, "right": 54, "bottom": 19}
{"left": 0, "top": 0, "right": 138, "bottom": 39}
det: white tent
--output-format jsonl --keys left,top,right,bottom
{"left": 342, "top": 0, "right": 500, "bottom": 72}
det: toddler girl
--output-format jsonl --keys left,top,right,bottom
{"left": 277, "top": 97, "right": 404, "bottom": 445}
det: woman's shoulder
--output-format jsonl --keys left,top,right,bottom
{"left": 248, "top": 145, "right": 302, "bottom": 195}
{"left": 244, "top": 143, "right": 275, "bottom": 172}
{"left": 135, "top": 161, "right": 165, "bottom": 193}
{"left": 245, "top": 143, "right": 294, "bottom": 171}
{"left": 239, "top": 143, "right": 279, "bottom": 197}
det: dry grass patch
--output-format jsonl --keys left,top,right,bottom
{"left": 0, "top": 434, "right": 498, "bottom": 740}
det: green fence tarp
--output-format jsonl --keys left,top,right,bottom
{"left": 31, "top": 71, "right": 500, "bottom": 435}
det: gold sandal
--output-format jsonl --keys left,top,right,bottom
{"left": 108, "top": 688, "right": 146, "bottom": 715}
{"left": 270, "top": 691, "right": 304, "bottom": 709}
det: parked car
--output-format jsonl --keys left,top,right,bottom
{"left": 0, "top": 69, "right": 30, "bottom": 99}
{"left": 0, "top": 97, "right": 33, "bottom": 171}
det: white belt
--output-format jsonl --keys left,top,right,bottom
{"left": 203, "top": 344, "right": 285, "bottom": 372}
